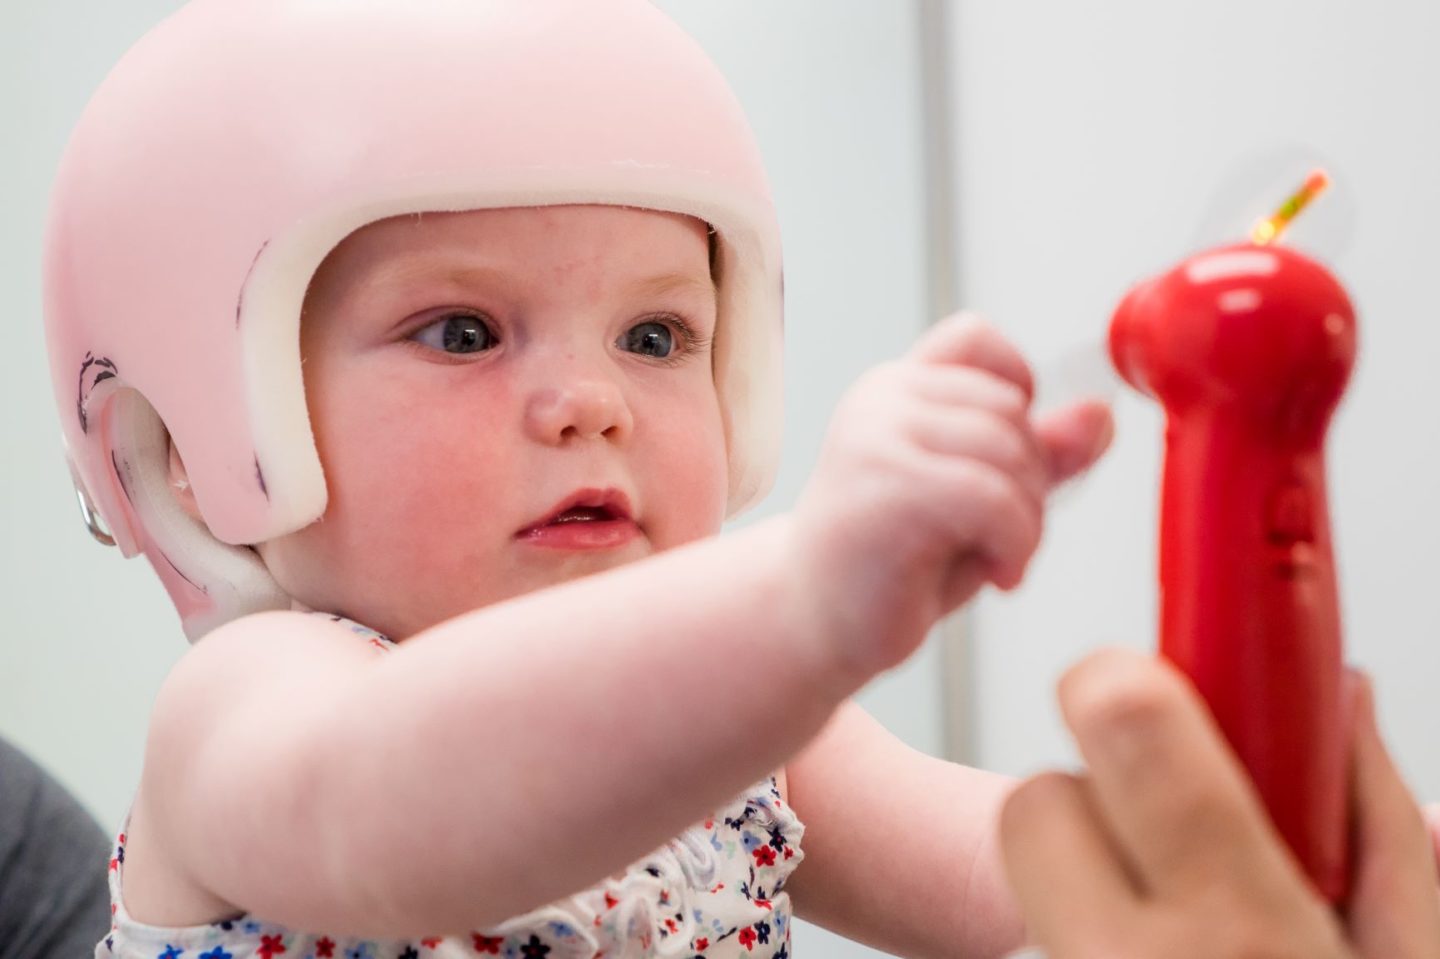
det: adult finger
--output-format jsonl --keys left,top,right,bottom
{"left": 1057, "top": 649, "right": 1295, "bottom": 899}
{"left": 1000, "top": 770, "right": 1141, "bottom": 954}
{"left": 1343, "top": 672, "right": 1440, "bottom": 959}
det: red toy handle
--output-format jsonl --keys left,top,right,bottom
{"left": 1110, "top": 242, "right": 1357, "bottom": 902}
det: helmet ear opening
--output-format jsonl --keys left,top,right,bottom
{"left": 108, "top": 389, "right": 291, "bottom": 640}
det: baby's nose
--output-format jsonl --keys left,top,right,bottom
{"left": 523, "top": 379, "right": 634, "bottom": 445}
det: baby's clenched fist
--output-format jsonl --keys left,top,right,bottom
{"left": 792, "top": 313, "right": 1113, "bottom": 677}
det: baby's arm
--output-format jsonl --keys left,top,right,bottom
{"left": 131, "top": 517, "right": 854, "bottom": 936}
{"left": 784, "top": 704, "right": 1023, "bottom": 959}
{"left": 130, "top": 315, "right": 1109, "bottom": 940}
{"left": 778, "top": 342, "right": 1113, "bottom": 956}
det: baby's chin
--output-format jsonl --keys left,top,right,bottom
{"left": 507, "top": 539, "right": 658, "bottom": 592}
{"left": 378, "top": 544, "right": 657, "bottom": 639}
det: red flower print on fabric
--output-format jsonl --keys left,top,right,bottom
{"left": 752, "top": 846, "right": 776, "bottom": 868}
{"left": 738, "top": 927, "right": 757, "bottom": 951}
{"left": 470, "top": 934, "right": 503, "bottom": 954}
{"left": 258, "top": 936, "right": 286, "bottom": 959}
{"left": 315, "top": 938, "right": 334, "bottom": 958}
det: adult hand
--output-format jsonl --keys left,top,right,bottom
{"left": 999, "top": 648, "right": 1440, "bottom": 958}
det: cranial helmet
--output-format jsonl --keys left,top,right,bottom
{"left": 45, "top": 0, "right": 783, "bottom": 640}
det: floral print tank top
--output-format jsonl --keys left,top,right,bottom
{"left": 99, "top": 616, "right": 805, "bottom": 959}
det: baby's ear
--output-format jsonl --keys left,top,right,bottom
{"left": 166, "top": 437, "right": 205, "bottom": 523}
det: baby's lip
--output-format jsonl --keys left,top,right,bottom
{"left": 518, "top": 488, "right": 635, "bottom": 535}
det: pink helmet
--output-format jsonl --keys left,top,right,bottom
{"left": 45, "top": 0, "right": 783, "bottom": 639}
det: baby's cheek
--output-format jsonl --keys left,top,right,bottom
{"left": 336, "top": 406, "right": 511, "bottom": 555}
{"left": 349, "top": 454, "right": 517, "bottom": 633}
{"left": 641, "top": 412, "right": 728, "bottom": 542}
{"left": 384, "top": 444, "right": 509, "bottom": 541}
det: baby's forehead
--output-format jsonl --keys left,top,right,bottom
{"left": 341, "top": 205, "right": 705, "bottom": 254}
{"left": 306, "top": 205, "right": 715, "bottom": 305}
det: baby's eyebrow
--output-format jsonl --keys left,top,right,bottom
{"left": 355, "top": 258, "right": 715, "bottom": 307}
{"left": 367, "top": 259, "right": 512, "bottom": 296}
{"left": 630, "top": 272, "right": 717, "bottom": 301}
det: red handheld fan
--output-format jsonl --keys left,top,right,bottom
{"left": 1109, "top": 172, "right": 1356, "bottom": 902}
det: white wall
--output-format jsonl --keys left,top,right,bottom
{"left": 950, "top": 0, "right": 1440, "bottom": 806}
{"left": 2, "top": 0, "right": 195, "bottom": 832}
{"left": 2, "top": 4, "right": 935, "bottom": 957}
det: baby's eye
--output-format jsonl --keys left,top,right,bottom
{"left": 409, "top": 313, "right": 497, "bottom": 355}
{"left": 619, "top": 320, "right": 676, "bottom": 358}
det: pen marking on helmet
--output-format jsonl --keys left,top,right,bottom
{"left": 236, "top": 240, "right": 271, "bottom": 329}
{"left": 777, "top": 268, "right": 786, "bottom": 330}
{"left": 254, "top": 455, "right": 269, "bottom": 500}
{"left": 111, "top": 450, "right": 134, "bottom": 505}
{"left": 77, "top": 353, "right": 119, "bottom": 434}
{"left": 160, "top": 551, "right": 208, "bottom": 595}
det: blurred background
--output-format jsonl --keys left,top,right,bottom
{"left": 4, "top": 2, "right": 1439, "bottom": 956}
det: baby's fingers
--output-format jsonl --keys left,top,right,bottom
{"left": 931, "top": 458, "right": 1043, "bottom": 590}
{"left": 1035, "top": 399, "right": 1114, "bottom": 486}
{"left": 907, "top": 406, "right": 1049, "bottom": 509}
{"left": 911, "top": 312, "right": 1036, "bottom": 401}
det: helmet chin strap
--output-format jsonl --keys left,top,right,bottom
{"left": 110, "top": 389, "right": 290, "bottom": 640}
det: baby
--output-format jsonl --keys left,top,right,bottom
{"left": 43, "top": 2, "right": 1111, "bottom": 958}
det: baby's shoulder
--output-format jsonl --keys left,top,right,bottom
{"left": 144, "top": 610, "right": 385, "bottom": 772}
{"left": 125, "top": 611, "right": 386, "bottom": 927}
{"left": 166, "top": 609, "right": 384, "bottom": 691}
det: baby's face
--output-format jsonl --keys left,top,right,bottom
{"left": 258, "top": 206, "right": 728, "bottom": 639}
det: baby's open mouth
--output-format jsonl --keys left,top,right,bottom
{"left": 518, "top": 488, "right": 635, "bottom": 538}
{"left": 546, "top": 506, "right": 617, "bottom": 525}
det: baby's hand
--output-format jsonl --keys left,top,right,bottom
{"left": 793, "top": 313, "right": 1112, "bottom": 676}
